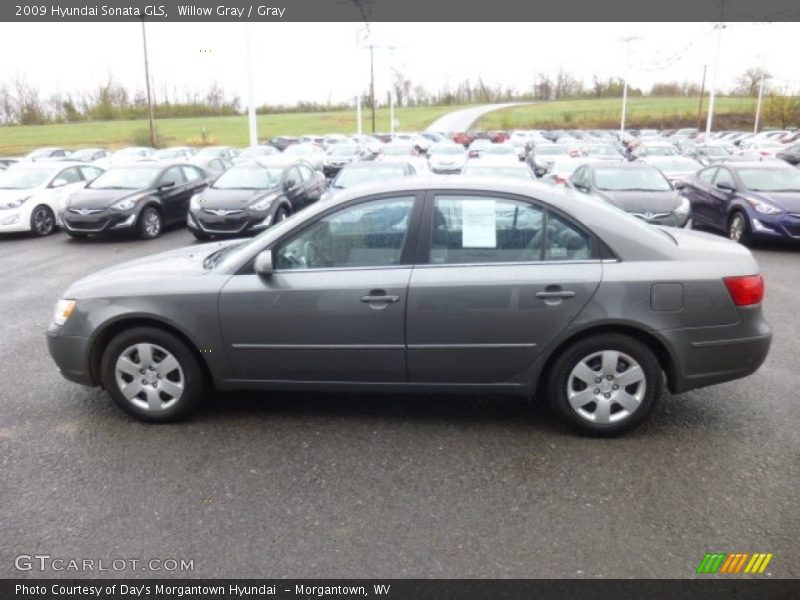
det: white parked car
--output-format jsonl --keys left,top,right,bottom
{"left": 0, "top": 162, "right": 103, "bottom": 236}
{"left": 282, "top": 143, "right": 327, "bottom": 171}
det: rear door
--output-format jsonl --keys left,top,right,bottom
{"left": 406, "top": 192, "right": 602, "bottom": 385}
{"left": 156, "top": 166, "right": 188, "bottom": 223}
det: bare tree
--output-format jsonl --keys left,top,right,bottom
{"left": 735, "top": 67, "right": 771, "bottom": 97}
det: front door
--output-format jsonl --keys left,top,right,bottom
{"left": 219, "top": 194, "right": 421, "bottom": 382}
{"left": 406, "top": 193, "right": 602, "bottom": 384}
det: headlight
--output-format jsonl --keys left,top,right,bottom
{"left": 674, "top": 196, "right": 691, "bottom": 216}
{"left": 745, "top": 197, "right": 782, "bottom": 215}
{"left": 249, "top": 195, "right": 275, "bottom": 212}
{"left": 1, "top": 195, "right": 31, "bottom": 210}
{"left": 111, "top": 198, "right": 137, "bottom": 211}
{"left": 52, "top": 299, "right": 76, "bottom": 326}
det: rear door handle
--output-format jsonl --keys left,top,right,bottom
{"left": 360, "top": 294, "right": 400, "bottom": 303}
{"left": 536, "top": 290, "right": 576, "bottom": 299}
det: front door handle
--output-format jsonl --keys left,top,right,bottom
{"left": 536, "top": 290, "right": 576, "bottom": 299}
{"left": 360, "top": 293, "right": 400, "bottom": 303}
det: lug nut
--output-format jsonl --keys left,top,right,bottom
{"left": 613, "top": 384, "right": 619, "bottom": 390}
{"left": 607, "top": 375, "right": 613, "bottom": 380}
{"left": 595, "top": 377, "right": 601, "bottom": 383}
{"left": 593, "top": 389, "right": 600, "bottom": 394}
{"left": 604, "top": 393, "right": 611, "bottom": 398}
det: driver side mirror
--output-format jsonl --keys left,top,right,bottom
{"left": 254, "top": 250, "right": 273, "bottom": 277}
{"left": 284, "top": 179, "right": 296, "bottom": 190}
{"left": 50, "top": 178, "right": 68, "bottom": 188}
{"left": 716, "top": 181, "right": 735, "bottom": 192}
{"left": 159, "top": 180, "right": 176, "bottom": 189}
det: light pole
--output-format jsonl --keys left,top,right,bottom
{"left": 753, "top": 55, "right": 767, "bottom": 134}
{"left": 619, "top": 36, "right": 642, "bottom": 137}
{"left": 244, "top": 23, "right": 258, "bottom": 148}
{"left": 705, "top": 22, "right": 726, "bottom": 137}
{"left": 140, "top": 19, "right": 156, "bottom": 147}
{"left": 356, "top": 95, "right": 362, "bottom": 136}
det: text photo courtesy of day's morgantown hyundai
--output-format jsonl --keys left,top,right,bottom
{"left": 0, "top": 1, "right": 798, "bottom": 599}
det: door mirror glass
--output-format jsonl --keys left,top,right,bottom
{"left": 716, "top": 181, "right": 735, "bottom": 192}
{"left": 254, "top": 250, "right": 273, "bottom": 277}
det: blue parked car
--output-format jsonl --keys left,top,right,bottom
{"left": 680, "top": 161, "right": 800, "bottom": 244}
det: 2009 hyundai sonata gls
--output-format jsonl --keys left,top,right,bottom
{"left": 47, "top": 177, "right": 772, "bottom": 435}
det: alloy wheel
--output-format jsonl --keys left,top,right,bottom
{"left": 32, "top": 207, "right": 54, "bottom": 235}
{"left": 143, "top": 210, "right": 161, "bottom": 237}
{"left": 729, "top": 214, "right": 745, "bottom": 242}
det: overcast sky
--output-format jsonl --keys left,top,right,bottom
{"left": 0, "top": 22, "right": 798, "bottom": 106}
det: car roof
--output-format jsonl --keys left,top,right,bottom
{"left": 724, "top": 161, "right": 793, "bottom": 170}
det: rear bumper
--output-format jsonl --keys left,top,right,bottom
{"left": 657, "top": 309, "right": 772, "bottom": 394}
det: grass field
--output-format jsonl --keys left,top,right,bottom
{"left": 0, "top": 105, "right": 460, "bottom": 155}
{"left": 475, "top": 96, "right": 759, "bottom": 130}
{"left": 0, "top": 97, "right": 764, "bottom": 155}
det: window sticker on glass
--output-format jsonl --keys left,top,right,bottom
{"left": 462, "top": 200, "right": 497, "bottom": 248}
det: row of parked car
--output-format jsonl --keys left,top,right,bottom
{"left": 2, "top": 124, "right": 800, "bottom": 245}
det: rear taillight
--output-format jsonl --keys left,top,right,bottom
{"left": 554, "top": 176, "right": 567, "bottom": 185}
{"left": 724, "top": 274, "right": 765, "bottom": 306}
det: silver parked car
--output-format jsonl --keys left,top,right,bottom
{"left": 47, "top": 178, "right": 771, "bottom": 435}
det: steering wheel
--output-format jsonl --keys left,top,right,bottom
{"left": 302, "top": 241, "right": 326, "bottom": 268}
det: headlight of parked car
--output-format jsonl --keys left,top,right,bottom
{"left": 1, "top": 196, "right": 31, "bottom": 210}
{"left": 745, "top": 197, "right": 782, "bottom": 215}
{"left": 249, "top": 195, "right": 276, "bottom": 212}
{"left": 111, "top": 198, "right": 137, "bottom": 211}
{"left": 52, "top": 299, "right": 76, "bottom": 326}
{"left": 674, "top": 196, "right": 691, "bottom": 216}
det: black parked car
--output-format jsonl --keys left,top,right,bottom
{"left": 62, "top": 163, "right": 211, "bottom": 240}
{"left": 269, "top": 136, "right": 300, "bottom": 151}
{"left": 568, "top": 162, "right": 691, "bottom": 227}
{"left": 187, "top": 158, "right": 325, "bottom": 239}
{"left": 679, "top": 161, "right": 800, "bottom": 244}
{"left": 776, "top": 143, "right": 800, "bottom": 166}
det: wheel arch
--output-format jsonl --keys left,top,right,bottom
{"left": 533, "top": 322, "right": 678, "bottom": 397}
{"left": 88, "top": 315, "right": 214, "bottom": 389}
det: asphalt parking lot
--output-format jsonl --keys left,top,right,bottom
{"left": 1, "top": 227, "right": 798, "bottom": 579}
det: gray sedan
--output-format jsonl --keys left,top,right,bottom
{"left": 47, "top": 178, "right": 771, "bottom": 435}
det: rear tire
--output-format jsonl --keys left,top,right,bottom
{"left": 728, "top": 211, "right": 751, "bottom": 245}
{"left": 100, "top": 326, "right": 205, "bottom": 423}
{"left": 30, "top": 205, "right": 55, "bottom": 236}
{"left": 547, "top": 333, "right": 663, "bottom": 436}
{"left": 137, "top": 206, "right": 162, "bottom": 240}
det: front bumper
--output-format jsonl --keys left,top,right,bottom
{"left": 62, "top": 209, "right": 136, "bottom": 234}
{"left": 0, "top": 210, "right": 30, "bottom": 233}
{"left": 746, "top": 210, "right": 800, "bottom": 242}
{"left": 630, "top": 211, "right": 691, "bottom": 228}
{"left": 47, "top": 328, "right": 95, "bottom": 386}
{"left": 188, "top": 209, "right": 272, "bottom": 236}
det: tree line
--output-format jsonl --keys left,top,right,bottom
{"left": 0, "top": 67, "right": 795, "bottom": 126}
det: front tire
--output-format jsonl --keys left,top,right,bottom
{"left": 275, "top": 206, "right": 290, "bottom": 223}
{"left": 30, "top": 205, "right": 55, "bottom": 236}
{"left": 137, "top": 206, "right": 163, "bottom": 240}
{"left": 100, "top": 326, "right": 205, "bottom": 422}
{"left": 547, "top": 333, "right": 663, "bottom": 436}
{"left": 728, "top": 211, "right": 751, "bottom": 245}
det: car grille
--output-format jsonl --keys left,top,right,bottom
{"left": 631, "top": 212, "right": 671, "bottom": 221}
{"left": 203, "top": 208, "right": 244, "bottom": 216}
{"left": 68, "top": 208, "right": 104, "bottom": 216}
{"left": 64, "top": 217, "right": 111, "bottom": 231}
{"left": 197, "top": 217, "right": 248, "bottom": 232}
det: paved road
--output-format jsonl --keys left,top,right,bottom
{"left": 426, "top": 103, "right": 529, "bottom": 132}
{"left": 0, "top": 228, "right": 798, "bottom": 578}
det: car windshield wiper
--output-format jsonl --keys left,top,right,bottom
{"left": 766, "top": 188, "right": 800, "bottom": 193}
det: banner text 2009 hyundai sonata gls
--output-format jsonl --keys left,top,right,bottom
{"left": 47, "top": 178, "right": 772, "bottom": 435}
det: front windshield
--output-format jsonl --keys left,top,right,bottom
{"left": 329, "top": 145, "right": 361, "bottom": 156}
{"left": 463, "top": 166, "right": 533, "bottom": 179}
{"left": 594, "top": 167, "right": 672, "bottom": 191}
{"left": 483, "top": 145, "right": 516, "bottom": 155}
{"left": 701, "top": 146, "right": 730, "bottom": 156}
{"left": 381, "top": 145, "right": 413, "bottom": 156}
{"left": 431, "top": 144, "right": 464, "bottom": 155}
{"left": 536, "top": 145, "right": 568, "bottom": 156}
{"left": 334, "top": 165, "right": 408, "bottom": 188}
{"left": 0, "top": 167, "right": 52, "bottom": 189}
{"left": 88, "top": 166, "right": 162, "bottom": 190}
{"left": 647, "top": 158, "right": 701, "bottom": 171}
{"left": 213, "top": 166, "right": 283, "bottom": 189}
{"left": 738, "top": 168, "right": 800, "bottom": 192}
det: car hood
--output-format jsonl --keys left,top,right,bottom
{"left": 63, "top": 241, "right": 240, "bottom": 300}
{"left": 596, "top": 189, "right": 682, "bottom": 213}
{"left": 195, "top": 187, "right": 278, "bottom": 209}
{"left": 751, "top": 191, "right": 800, "bottom": 213}
{"left": 68, "top": 188, "right": 147, "bottom": 209}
